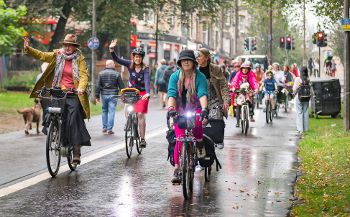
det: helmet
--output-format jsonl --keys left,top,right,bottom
{"left": 240, "top": 62, "right": 251, "bottom": 69}
{"left": 255, "top": 63, "right": 261, "bottom": 68}
{"left": 132, "top": 47, "right": 145, "bottom": 58}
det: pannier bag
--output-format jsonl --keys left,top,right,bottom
{"left": 197, "top": 135, "right": 222, "bottom": 171}
{"left": 203, "top": 119, "right": 225, "bottom": 143}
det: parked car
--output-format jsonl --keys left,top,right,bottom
{"left": 235, "top": 55, "right": 269, "bottom": 71}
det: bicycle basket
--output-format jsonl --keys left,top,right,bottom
{"left": 177, "top": 113, "right": 196, "bottom": 130}
{"left": 122, "top": 92, "right": 140, "bottom": 104}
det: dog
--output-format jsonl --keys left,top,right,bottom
{"left": 17, "top": 99, "right": 42, "bottom": 135}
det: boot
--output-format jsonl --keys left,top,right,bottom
{"left": 73, "top": 144, "right": 81, "bottom": 164}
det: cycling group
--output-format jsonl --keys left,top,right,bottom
{"left": 228, "top": 61, "right": 296, "bottom": 126}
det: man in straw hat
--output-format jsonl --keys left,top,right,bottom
{"left": 24, "top": 33, "right": 91, "bottom": 165}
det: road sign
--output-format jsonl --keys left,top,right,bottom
{"left": 341, "top": 18, "right": 350, "bottom": 31}
{"left": 88, "top": 37, "right": 100, "bottom": 50}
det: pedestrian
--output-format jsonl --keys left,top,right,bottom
{"left": 155, "top": 59, "right": 168, "bottom": 108}
{"left": 314, "top": 60, "right": 320, "bottom": 77}
{"left": 163, "top": 60, "right": 177, "bottom": 91}
{"left": 308, "top": 57, "right": 314, "bottom": 76}
{"left": 150, "top": 62, "right": 158, "bottom": 97}
{"left": 95, "top": 60, "right": 125, "bottom": 135}
{"left": 109, "top": 39, "right": 150, "bottom": 148}
{"left": 292, "top": 66, "right": 310, "bottom": 135}
{"left": 24, "top": 34, "right": 91, "bottom": 165}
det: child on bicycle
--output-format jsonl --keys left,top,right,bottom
{"left": 167, "top": 50, "right": 208, "bottom": 184}
{"left": 260, "top": 70, "right": 278, "bottom": 112}
{"left": 230, "top": 62, "right": 259, "bottom": 126}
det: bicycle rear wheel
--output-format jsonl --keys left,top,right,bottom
{"left": 266, "top": 101, "right": 270, "bottom": 124}
{"left": 46, "top": 121, "right": 61, "bottom": 177}
{"left": 182, "top": 142, "right": 192, "bottom": 200}
{"left": 125, "top": 116, "right": 133, "bottom": 158}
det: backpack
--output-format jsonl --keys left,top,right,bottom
{"left": 197, "top": 135, "right": 222, "bottom": 171}
{"left": 298, "top": 79, "right": 311, "bottom": 102}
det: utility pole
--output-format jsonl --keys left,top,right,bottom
{"left": 91, "top": 0, "right": 96, "bottom": 103}
{"left": 234, "top": 0, "right": 239, "bottom": 55}
{"left": 155, "top": 9, "right": 159, "bottom": 64}
{"left": 268, "top": 0, "right": 273, "bottom": 63}
{"left": 344, "top": 0, "right": 350, "bottom": 130}
{"left": 303, "top": 0, "right": 307, "bottom": 66}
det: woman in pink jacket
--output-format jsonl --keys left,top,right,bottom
{"left": 230, "top": 62, "right": 259, "bottom": 126}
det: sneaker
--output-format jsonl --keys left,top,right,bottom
{"left": 171, "top": 168, "right": 181, "bottom": 184}
{"left": 102, "top": 129, "right": 107, "bottom": 133}
{"left": 236, "top": 122, "right": 240, "bottom": 128}
{"left": 216, "top": 142, "right": 224, "bottom": 149}
{"left": 162, "top": 102, "right": 166, "bottom": 108}
{"left": 140, "top": 139, "right": 147, "bottom": 148}
{"left": 250, "top": 117, "right": 255, "bottom": 122}
{"left": 107, "top": 131, "right": 114, "bottom": 135}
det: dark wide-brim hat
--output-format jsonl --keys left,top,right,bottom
{"left": 177, "top": 50, "right": 198, "bottom": 67}
{"left": 61, "top": 34, "right": 80, "bottom": 47}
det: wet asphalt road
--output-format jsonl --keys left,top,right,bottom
{"left": 0, "top": 98, "right": 299, "bottom": 216}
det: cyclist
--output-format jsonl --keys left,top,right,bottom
{"left": 230, "top": 62, "right": 259, "bottom": 126}
{"left": 273, "top": 63, "right": 285, "bottom": 104}
{"left": 23, "top": 34, "right": 91, "bottom": 164}
{"left": 109, "top": 39, "right": 150, "bottom": 148}
{"left": 260, "top": 70, "right": 278, "bottom": 113}
{"left": 254, "top": 63, "right": 265, "bottom": 105}
{"left": 167, "top": 50, "right": 209, "bottom": 183}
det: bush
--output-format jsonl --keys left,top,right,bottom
{"left": 3, "top": 71, "right": 38, "bottom": 91}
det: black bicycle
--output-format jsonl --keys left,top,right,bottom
{"left": 121, "top": 88, "right": 143, "bottom": 158}
{"left": 265, "top": 92, "right": 274, "bottom": 124}
{"left": 38, "top": 88, "right": 77, "bottom": 177}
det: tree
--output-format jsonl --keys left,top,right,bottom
{"left": 0, "top": 0, "right": 26, "bottom": 55}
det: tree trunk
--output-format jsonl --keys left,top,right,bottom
{"left": 48, "top": 0, "right": 73, "bottom": 51}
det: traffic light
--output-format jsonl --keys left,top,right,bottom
{"left": 280, "top": 37, "right": 285, "bottom": 48}
{"left": 286, "top": 36, "right": 291, "bottom": 50}
{"left": 316, "top": 31, "right": 324, "bottom": 46}
{"left": 323, "top": 33, "right": 328, "bottom": 47}
{"left": 312, "top": 33, "right": 317, "bottom": 44}
{"left": 244, "top": 38, "right": 249, "bottom": 51}
{"left": 251, "top": 38, "right": 257, "bottom": 51}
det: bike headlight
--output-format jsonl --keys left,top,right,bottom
{"left": 185, "top": 111, "right": 194, "bottom": 118}
{"left": 126, "top": 105, "right": 134, "bottom": 113}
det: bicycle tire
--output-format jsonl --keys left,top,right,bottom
{"left": 125, "top": 116, "right": 133, "bottom": 158}
{"left": 284, "top": 94, "right": 288, "bottom": 112}
{"left": 67, "top": 146, "right": 76, "bottom": 171}
{"left": 182, "top": 142, "right": 191, "bottom": 200}
{"left": 243, "top": 105, "right": 249, "bottom": 135}
{"left": 46, "top": 121, "right": 61, "bottom": 177}
{"left": 266, "top": 101, "right": 270, "bottom": 124}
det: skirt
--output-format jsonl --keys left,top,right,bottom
{"left": 134, "top": 91, "right": 149, "bottom": 114}
{"left": 62, "top": 95, "right": 91, "bottom": 146}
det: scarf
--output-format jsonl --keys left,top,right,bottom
{"left": 53, "top": 49, "right": 80, "bottom": 87}
{"left": 177, "top": 69, "right": 196, "bottom": 110}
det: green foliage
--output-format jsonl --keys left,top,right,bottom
{"left": 313, "top": 0, "right": 343, "bottom": 24}
{"left": 0, "top": 0, "right": 27, "bottom": 55}
{"left": 3, "top": 71, "right": 38, "bottom": 90}
{"left": 292, "top": 117, "right": 350, "bottom": 216}
{"left": 330, "top": 26, "right": 344, "bottom": 65}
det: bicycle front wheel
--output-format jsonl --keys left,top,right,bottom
{"left": 266, "top": 101, "right": 270, "bottom": 124}
{"left": 182, "top": 142, "right": 192, "bottom": 200}
{"left": 46, "top": 121, "right": 61, "bottom": 177}
{"left": 125, "top": 116, "right": 133, "bottom": 158}
{"left": 243, "top": 105, "right": 249, "bottom": 135}
{"left": 284, "top": 94, "right": 288, "bottom": 112}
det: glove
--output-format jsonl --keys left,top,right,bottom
{"left": 167, "top": 106, "right": 177, "bottom": 119}
{"left": 200, "top": 108, "right": 209, "bottom": 120}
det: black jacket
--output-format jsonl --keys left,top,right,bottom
{"left": 95, "top": 68, "right": 125, "bottom": 98}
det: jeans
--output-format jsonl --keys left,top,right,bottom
{"left": 101, "top": 95, "right": 118, "bottom": 131}
{"left": 295, "top": 97, "right": 309, "bottom": 132}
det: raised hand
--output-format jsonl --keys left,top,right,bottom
{"left": 109, "top": 39, "right": 118, "bottom": 49}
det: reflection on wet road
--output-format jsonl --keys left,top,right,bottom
{"left": 0, "top": 103, "right": 299, "bottom": 216}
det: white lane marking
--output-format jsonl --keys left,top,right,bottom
{"left": 0, "top": 128, "right": 165, "bottom": 198}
